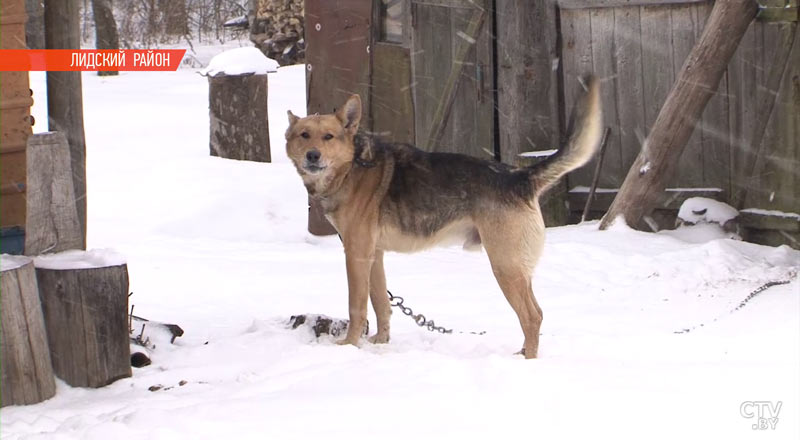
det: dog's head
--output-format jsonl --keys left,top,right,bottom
{"left": 286, "top": 94, "right": 369, "bottom": 195}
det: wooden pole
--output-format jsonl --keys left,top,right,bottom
{"left": 582, "top": 127, "right": 611, "bottom": 222}
{"left": 44, "top": 0, "right": 87, "bottom": 248}
{"left": 599, "top": 0, "right": 758, "bottom": 230}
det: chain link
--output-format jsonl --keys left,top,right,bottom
{"left": 387, "top": 290, "right": 485, "bottom": 335}
{"left": 674, "top": 278, "right": 792, "bottom": 334}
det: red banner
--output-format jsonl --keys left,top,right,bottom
{"left": 0, "top": 50, "right": 187, "bottom": 72}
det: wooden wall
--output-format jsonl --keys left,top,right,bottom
{"left": 559, "top": 0, "right": 799, "bottom": 214}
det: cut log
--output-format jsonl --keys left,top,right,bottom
{"left": 208, "top": 73, "right": 271, "bottom": 162}
{"left": 599, "top": 0, "right": 758, "bottom": 230}
{"left": 0, "top": 256, "right": 56, "bottom": 407}
{"left": 25, "top": 132, "right": 83, "bottom": 255}
{"left": 34, "top": 252, "right": 131, "bottom": 388}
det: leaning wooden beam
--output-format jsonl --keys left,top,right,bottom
{"left": 599, "top": 0, "right": 758, "bottom": 230}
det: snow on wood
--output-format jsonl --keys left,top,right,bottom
{"left": 200, "top": 47, "right": 278, "bottom": 77}
{"left": 677, "top": 197, "right": 739, "bottom": 225}
{"left": 33, "top": 248, "right": 126, "bottom": 270}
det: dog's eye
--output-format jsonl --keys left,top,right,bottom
{"left": 300, "top": 132, "right": 310, "bottom": 139}
{"left": 323, "top": 133, "right": 334, "bottom": 141}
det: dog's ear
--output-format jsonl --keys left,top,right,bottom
{"left": 287, "top": 110, "right": 299, "bottom": 126}
{"left": 335, "top": 94, "right": 362, "bottom": 134}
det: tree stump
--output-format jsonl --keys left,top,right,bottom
{"left": 208, "top": 73, "right": 271, "bottom": 162}
{"left": 34, "top": 254, "right": 131, "bottom": 388}
{"left": 25, "top": 132, "right": 83, "bottom": 255}
{"left": 0, "top": 256, "right": 56, "bottom": 407}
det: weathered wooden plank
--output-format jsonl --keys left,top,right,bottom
{"left": 370, "top": 43, "right": 415, "bottom": 143}
{"left": 695, "top": 2, "right": 731, "bottom": 194}
{"left": 614, "top": 6, "right": 647, "bottom": 178}
{"left": 472, "top": 0, "right": 495, "bottom": 160}
{"left": 639, "top": 5, "right": 674, "bottom": 133}
{"left": 412, "top": 3, "right": 453, "bottom": 151}
{"left": 0, "top": 258, "right": 56, "bottom": 407}
{"left": 670, "top": 3, "right": 704, "bottom": 187}
{"left": 757, "top": 26, "right": 800, "bottom": 213}
{"left": 449, "top": 6, "right": 479, "bottom": 156}
{"left": 425, "top": 4, "right": 485, "bottom": 151}
{"left": 559, "top": 7, "right": 593, "bottom": 190}
{"left": 727, "top": 21, "right": 757, "bottom": 210}
{"left": 558, "top": 0, "right": 704, "bottom": 9}
{"left": 496, "top": 0, "right": 560, "bottom": 164}
{"left": 584, "top": 7, "right": 622, "bottom": 189}
{"left": 570, "top": 187, "right": 723, "bottom": 212}
{"left": 24, "top": 132, "right": 83, "bottom": 255}
{"left": 737, "top": 23, "right": 798, "bottom": 209}
{"left": 36, "top": 263, "right": 132, "bottom": 388}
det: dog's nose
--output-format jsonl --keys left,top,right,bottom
{"left": 306, "top": 149, "right": 321, "bottom": 163}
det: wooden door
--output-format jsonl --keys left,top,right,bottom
{"left": 410, "top": 0, "right": 495, "bottom": 159}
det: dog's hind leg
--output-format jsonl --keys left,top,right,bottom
{"left": 479, "top": 213, "right": 545, "bottom": 359}
{"left": 368, "top": 250, "right": 392, "bottom": 343}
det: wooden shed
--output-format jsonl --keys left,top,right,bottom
{"left": 305, "top": 0, "right": 799, "bottom": 245}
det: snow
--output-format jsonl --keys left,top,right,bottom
{"left": 3, "top": 45, "right": 799, "bottom": 440}
{"left": 0, "top": 254, "right": 32, "bottom": 272}
{"left": 200, "top": 47, "right": 278, "bottom": 77}
{"left": 678, "top": 197, "right": 739, "bottom": 225}
{"left": 33, "top": 249, "right": 127, "bottom": 270}
{"left": 519, "top": 149, "right": 558, "bottom": 158}
{"left": 741, "top": 208, "right": 800, "bottom": 220}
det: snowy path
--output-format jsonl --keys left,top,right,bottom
{"left": 1, "top": 62, "right": 797, "bottom": 440}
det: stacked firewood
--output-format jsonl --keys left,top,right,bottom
{"left": 250, "top": 0, "right": 304, "bottom": 66}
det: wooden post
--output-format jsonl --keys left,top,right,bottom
{"left": 35, "top": 259, "right": 131, "bottom": 388}
{"left": 495, "top": 0, "right": 560, "bottom": 163}
{"left": 25, "top": 132, "right": 83, "bottom": 255}
{"left": 599, "top": 0, "right": 758, "bottom": 230}
{"left": 44, "top": 0, "right": 87, "bottom": 247}
{"left": 1, "top": 256, "right": 56, "bottom": 407}
{"left": 208, "top": 73, "right": 271, "bottom": 162}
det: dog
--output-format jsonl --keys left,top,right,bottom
{"left": 285, "top": 77, "right": 601, "bottom": 358}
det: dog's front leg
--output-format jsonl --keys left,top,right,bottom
{"left": 368, "top": 250, "right": 391, "bottom": 344}
{"left": 338, "top": 236, "right": 376, "bottom": 346}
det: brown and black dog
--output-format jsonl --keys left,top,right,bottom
{"left": 286, "top": 78, "right": 601, "bottom": 358}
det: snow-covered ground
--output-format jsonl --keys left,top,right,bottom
{"left": 1, "top": 45, "right": 799, "bottom": 439}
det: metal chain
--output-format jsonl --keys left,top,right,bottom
{"left": 387, "top": 290, "right": 486, "bottom": 335}
{"left": 674, "top": 279, "right": 792, "bottom": 334}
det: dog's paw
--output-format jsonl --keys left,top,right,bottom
{"left": 335, "top": 338, "right": 360, "bottom": 347}
{"left": 368, "top": 333, "right": 390, "bottom": 344}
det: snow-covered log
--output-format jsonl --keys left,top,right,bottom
{"left": 34, "top": 250, "right": 131, "bottom": 388}
{"left": 204, "top": 48, "right": 273, "bottom": 163}
{"left": 0, "top": 256, "right": 56, "bottom": 407}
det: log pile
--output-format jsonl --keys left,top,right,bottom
{"left": 250, "top": 0, "right": 304, "bottom": 66}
